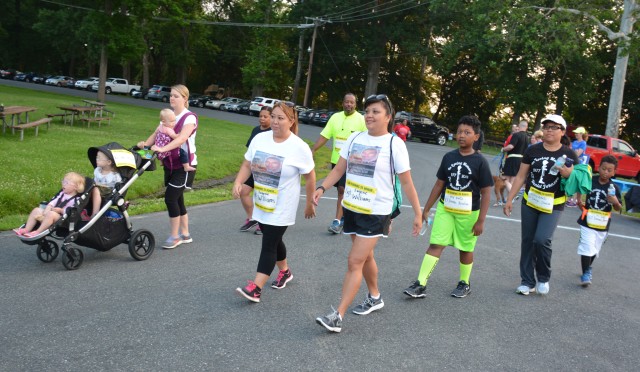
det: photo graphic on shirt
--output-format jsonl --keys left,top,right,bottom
{"left": 347, "top": 144, "right": 381, "bottom": 178}
{"left": 251, "top": 151, "right": 283, "bottom": 188}
{"left": 251, "top": 150, "right": 284, "bottom": 213}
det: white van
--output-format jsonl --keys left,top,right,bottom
{"left": 249, "top": 97, "right": 279, "bottom": 116}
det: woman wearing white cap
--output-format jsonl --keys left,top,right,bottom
{"left": 503, "top": 114, "right": 579, "bottom": 296}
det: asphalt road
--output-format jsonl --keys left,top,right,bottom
{"left": 2, "top": 79, "right": 640, "bottom": 371}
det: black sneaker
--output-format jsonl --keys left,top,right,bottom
{"left": 352, "top": 294, "right": 384, "bottom": 315}
{"left": 451, "top": 281, "right": 471, "bottom": 298}
{"left": 235, "top": 280, "right": 262, "bottom": 303}
{"left": 271, "top": 269, "right": 293, "bottom": 289}
{"left": 240, "top": 219, "right": 258, "bottom": 232}
{"left": 316, "top": 307, "right": 342, "bottom": 333}
{"left": 404, "top": 280, "right": 427, "bottom": 298}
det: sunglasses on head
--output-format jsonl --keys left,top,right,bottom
{"left": 365, "top": 94, "right": 393, "bottom": 110}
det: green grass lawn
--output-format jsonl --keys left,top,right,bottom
{"left": 0, "top": 85, "right": 331, "bottom": 231}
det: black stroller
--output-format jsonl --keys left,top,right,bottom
{"left": 17, "top": 143, "right": 158, "bottom": 270}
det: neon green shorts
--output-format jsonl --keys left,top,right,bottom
{"left": 429, "top": 202, "right": 480, "bottom": 252}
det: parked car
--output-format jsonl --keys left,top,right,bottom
{"left": 223, "top": 99, "right": 250, "bottom": 112}
{"left": 310, "top": 109, "right": 338, "bottom": 127}
{"left": 206, "top": 96, "right": 242, "bottom": 110}
{"left": 395, "top": 111, "right": 449, "bottom": 145}
{"left": 236, "top": 100, "right": 251, "bottom": 115}
{"left": 92, "top": 78, "right": 141, "bottom": 94}
{"left": 188, "top": 94, "right": 213, "bottom": 108}
{"left": 131, "top": 89, "right": 144, "bottom": 99}
{"left": 65, "top": 77, "right": 77, "bottom": 88}
{"left": 248, "top": 96, "right": 279, "bottom": 116}
{"left": 14, "top": 72, "right": 41, "bottom": 83}
{"left": 299, "top": 108, "right": 317, "bottom": 124}
{"left": 586, "top": 135, "right": 640, "bottom": 182}
{"left": 75, "top": 77, "right": 99, "bottom": 90}
{"left": 0, "top": 68, "right": 19, "bottom": 79}
{"left": 45, "top": 75, "right": 74, "bottom": 87}
{"left": 32, "top": 74, "right": 51, "bottom": 84}
{"left": 146, "top": 85, "right": 172, "bottom": 102}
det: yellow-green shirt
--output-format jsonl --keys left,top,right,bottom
{"left": 319, "top": 111, "right": 366, "bottom": 164}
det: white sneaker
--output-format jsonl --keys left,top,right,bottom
{"left": 516, "top": 285, "right": 536, "bottom": 295}
{"left": 536, "top": 282, "right": 549, "bottom": 295}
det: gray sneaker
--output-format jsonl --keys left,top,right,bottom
{"left": 328, "top": 219, "right": 343, "bottom": 234}
{"left": 316, "top": 307, "right": 342, "bottom": 333}
{"left": 404, "top": 280, "right": 427, "bottom": 298}
{"left": 450, "top": 281, "right": 470, "bottom": 298}
{"left": 352, "top": 294, "right": 384, "bottom": 315}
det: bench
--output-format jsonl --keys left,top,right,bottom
{"left": 46, "top": 113, "right": 70, "bottom": 123}
{"left": 79, "top": 117, "right": 110, "bottom": 127}
{"left": 10, "top": 118, "right": 52, "bottom": 141}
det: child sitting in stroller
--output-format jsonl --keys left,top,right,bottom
{"left": 14, "top": 172, "right": 86, "bottom": 237}
{"left": 82, "top": 150, "right": 122, "bottom": 220}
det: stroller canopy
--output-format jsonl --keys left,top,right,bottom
{"left": 88, "top": 143, "right": 140, "bottom": 180}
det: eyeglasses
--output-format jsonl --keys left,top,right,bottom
{"left": 542, "top": 125, "right": 563, "bottom": 131}
{"left": 365, "top": 94, "right": 393, "bottom": 111}
{"left": 62, "top": 180, "right": 75, "bottom": 185}
{"left": 283, "top": 101, "right": 295, "bottom": 108}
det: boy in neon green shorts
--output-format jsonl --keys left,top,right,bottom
{"left": 404, "top": 115, "right": 493, "bottom": 298}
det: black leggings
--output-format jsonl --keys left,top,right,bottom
{"left": 164, "top": 168, "right": 187, "bottom": 218}
{"left": 256, "top": 223, "right": 288, "bottom": 276}
{"left": 581, "top": 255, "right": 596, "bottom": 273}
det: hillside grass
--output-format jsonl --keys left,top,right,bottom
{"left": 0, "top": 85, "right": 331, "bottom": 230}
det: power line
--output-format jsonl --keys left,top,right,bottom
{"left": 325, "top": 1, "right": 430, "bottom": 23}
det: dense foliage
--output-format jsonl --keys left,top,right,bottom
{"left": 1, "top": 0, "right": 639, "bottom": 146}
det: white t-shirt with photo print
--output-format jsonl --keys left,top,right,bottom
{"left": 245, "top": 131, "right": 315, "bottom": 226}
{"left": 339, "top": 132, "right": 411, "bottom": 215}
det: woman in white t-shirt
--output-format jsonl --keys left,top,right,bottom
{"left": 312, "top": 94, "right": 423, "bottom": 333}
{"left": 233, "top": 101, "right": 316, "bottom": 303}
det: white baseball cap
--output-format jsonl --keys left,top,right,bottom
{"left": 541, "top": 114, "right": 567, "bottom": 129}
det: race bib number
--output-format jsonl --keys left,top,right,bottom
{"left": 526, "top": 187, "right": 554, "bottom": 214}
{"left": 343, "top": 179, "right": 376, "bottom": 214}
{"left": 254, "top": 183, "right": 278, "bottom": 213}
{"left": 111, "top": 149, "right": 137, "bottom": 169}
{"left": 586, "top": 209, "right": 610, "bottom": 230}
{"left": 443, "top": 189, "right": 472, "bottom": 214}
{"left": 334, "top": 136, "right": 348, "bottom": 153}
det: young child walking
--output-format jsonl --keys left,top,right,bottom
{"left": 404, "top": 115, "right": 493, "bottom": 299}
{"left": 15, "top": 172, "right": 86, "bottom": 237}
{"left": 575, "top": 155, "right": 622, "bottom": 286}
{"left": 154, "top": 108, "right": 195, "bottom": 172}
{"left": 83, "top": 150, "right": 123, "bottom": 220}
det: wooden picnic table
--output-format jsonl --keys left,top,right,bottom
{"left": 1, "top": 106, "right": 37, "bottom": 134}
{"left": 82, "top": 99, "right": 107, "bottom": 108}
{"left": 57, "top": 105, "right": 103, "bottom": 126}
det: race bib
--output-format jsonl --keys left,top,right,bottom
{"left": 254, "top": 184, "right": 278, "bottom": 213}
{"left": 443, "top": 189, "right": 472, "bottom": 214}
{"left": 111, "top": 149, "right": 137, "bottom": 169}
{"left": 586, "top": 209, "right": 610, "bottom": 230}
{"left": 334, "top": 136, "right": 348, "bottom": 153}
{"left": 526, "top": 187, "right": 554, "bottom": 214}
{"left": 343, "top": 179, "right": 376, "bottom": 214}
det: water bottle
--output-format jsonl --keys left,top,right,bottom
{"left": 420, "top": 213, "right": 435, "bottom": 236}
{"left": 608, "top": 184, "right": 616, "bottom": 196}
{"left": 549, "top": 155, "right": 567, "bottom": 175}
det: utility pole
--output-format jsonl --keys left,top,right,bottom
{"left": 303, "top": 19, "right": 319, "bottom": 108}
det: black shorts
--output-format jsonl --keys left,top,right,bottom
{"left": 503, "top": 157, "right": 522, "bottom": 177}
{"left": 244, "top": 174, "right": 255, "bottom": 188}
{"left": 342, "top": 208, "right": 391, "bottom": 238}
{"left": 332, "top": 163, "right": 347, "bottom": 188}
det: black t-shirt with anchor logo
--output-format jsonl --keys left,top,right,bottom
{"left": 436, "top": 149, "right": 494, "bottom": 211}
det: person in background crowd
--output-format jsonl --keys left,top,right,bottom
{"left": 311, "top": 93, "right": 366, "bottom": 235}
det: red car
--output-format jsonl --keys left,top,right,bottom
{"left": 585, "top": 135, "right": 640, "bottom": 182}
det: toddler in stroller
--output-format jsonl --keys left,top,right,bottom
{"left": 17, "top": 143, "right": 157, "bottom": 270}
{"left": 14, "top": 172, "right": 86, "bottom": 237}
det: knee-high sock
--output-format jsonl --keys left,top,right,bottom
{"left": 417, "top": 254, "right": 439, "bottom": 286}
{"left": 459, "top": 262, "right": 473, "bottom": 284}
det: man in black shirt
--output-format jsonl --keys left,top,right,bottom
{"left": 501, "top": 120, "right": 528, "bottom": 195}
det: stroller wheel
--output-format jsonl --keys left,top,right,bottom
{"left": 37, "top": 240, "right": 59, "bottom": 263}
{"left": 128, "top": 229, "right": 155, "bottom": 261}
{"left": 61, "top": 247, "right": 84, "bottom": 270}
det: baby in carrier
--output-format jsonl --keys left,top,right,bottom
{"left": 154, "top": 108, "right": 195, "bottom": 172}
{"left": 82, "top": 150, "right": 123, "bottom": 220}
{"left": 14, "top": 172, "right": 86, "bottom": 237}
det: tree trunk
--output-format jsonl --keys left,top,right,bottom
{"left": 292, "top": 31, "right": 305, "bottom": 105}
{"left": 97, "top": 43, "right": 108, "bottom": 103}
{"left": 413, "top": 54, "right": 428, "bottom": 112}
{"left": 606, "top": 0, "right": 636, "bottom": 138}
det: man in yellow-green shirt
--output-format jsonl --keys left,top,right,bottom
{"left": 311, "top": 93, "right": 366, "bottom": 234}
